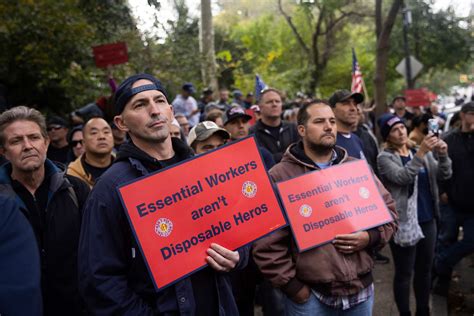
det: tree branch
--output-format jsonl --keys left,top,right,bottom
{"left": 321, "top": 23, "right": 335, "bottom": 70}
{"left": 277, "top": 0, "right": 310, "bottom": 55}
{"left": 312, "top": 4, "right": 325, "bottom": 65}
{"left": 322, "top": 10, "right": 366, "bottom": 35}
{"left": 377, "top": 0, "right": 402, "bottom": 50}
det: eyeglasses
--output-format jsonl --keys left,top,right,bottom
{"left": 71, "top": 140, "right": 83, "bottom": 147}
{"left": 47, "top": 125, "right": 64, "bottom": 132}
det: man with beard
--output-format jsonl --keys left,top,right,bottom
{"left": 253, "top": 100, "right": 397, "bottom": 315}
{"left": 78, "top": 74, "right": 248, "bottom": 315}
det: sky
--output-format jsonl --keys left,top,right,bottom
{"left": 128, "top": 0, "right": 472, "bottom": 39}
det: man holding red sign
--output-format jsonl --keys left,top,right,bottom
{"left": 78, "top": 74, "right": 248, "bottom": 315}
{"left": 253, "top": 100, "right": 397, "bottom": 315}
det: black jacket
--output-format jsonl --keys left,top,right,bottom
{"left": 0, "top": 159, "right": 90, "bottom": 316}
{"left": 78, "top": 138, "right": 249, "bottom": 315}
{"left": 249, "top": 120, "right": 300, "bottom": 163}
{"left": 354, "top": 124, "right": 379, "bottom": 176}
{"left": 443, "top": 130, "right": 474, "bottom": 213}
{"left": 0, "top": 187, "right": 42, "bottom": 316}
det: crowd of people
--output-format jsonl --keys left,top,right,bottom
{"left": 0, "top": 73, "right": 473, "bottom": 316}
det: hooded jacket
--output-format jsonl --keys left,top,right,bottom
{"left": 0, "top": 159, "right": 90, "bottom": 316}
{"left": 78, "top": 137, "right": 249, "bottom": 316}
{"left": 253, "top": 142, "right": 397, "bottom": 298}
{"left": 67, "top": 153, "right": 115, "bottom": 188}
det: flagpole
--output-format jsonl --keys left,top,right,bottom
{"left": 361, "top": 79, "right": 370, "bottom": 107}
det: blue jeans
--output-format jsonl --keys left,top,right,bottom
{"left": 284, "top": 292, "right": 374, "bottom": 316}
{"left": 436, "top": 213, "right": 474, "bottom": 276}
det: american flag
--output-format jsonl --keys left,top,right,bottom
{"left": 351, "top": 48, "right": 364, "bottom": 93}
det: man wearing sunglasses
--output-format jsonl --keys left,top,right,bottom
{"left": 46, "top": 116, "right": 70, "bottom": 164}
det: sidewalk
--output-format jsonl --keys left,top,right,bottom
{"left": 254, "top": 246, "right": 473, "bottom": 315}
{"left": 373, "top": 247, "right": 474, "bottom": 316}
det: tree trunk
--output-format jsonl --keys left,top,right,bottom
{"left": 374, "top": 0, "right": 402, "bottom": 126}
{"left": 199, "top": 0, "right": 218, "bottom": 92}
{"left": 308, "top": 64, "right": 320, "bottom": 94}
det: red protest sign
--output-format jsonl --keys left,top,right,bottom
{"left": 405, "top": 88, "right": 431, "bottom": 107}
{"left": 92, "top": 42, "right": 129, "bottom": 68}
{"left": 245, "top": 109, "right": 256, "bottom": 126}
{"left": 276, "top": 160, "right": 393, "bottom": 252}
{"left": 118, "top": 137, "right": 286, "bottom": 289}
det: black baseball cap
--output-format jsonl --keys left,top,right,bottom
{"left": 114, "top": 73, "right": 168, "bottom": 115}
{"left": 182, "top": 83, "right": 196, "bottom": 94}
{"left": 47, "top": 116, "right": 69, "bottom": 128}
{"left": 328, "top": 89, "right": 364, "bottom": 107}
{"left": 223, "top": 106, "right": 252, "bottom": 126}
{"left": 461, "top": 102, "right": 474, "bottom": 113}
{"left": 392, "top": 95, "right": 406, "bottom": 104}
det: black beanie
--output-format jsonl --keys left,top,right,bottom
{"left": 377, "top": 113, "right": 406, "bottom": 141}
{"left": 113, "top": 74, "right": 168, "bottom": 115}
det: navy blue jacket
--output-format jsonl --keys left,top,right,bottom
{"left": 0, "top": 188, "right": 42, "bottom": 316}
{"left": 0, "top": 160, "right": 90, "bottom": 316}
{"left": 78, "top": 138, "right": 249, "bottom": 315}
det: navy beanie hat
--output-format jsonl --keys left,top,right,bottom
{"left": 377, "top": 113, "right": 406, "bottom": 141}
{"left": 113, "top": 73, "right": 168, "bottom": 115}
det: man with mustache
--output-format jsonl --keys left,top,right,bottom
{"left": 67, "top": 118, "right": 115, "bottom": 188}
{"left": 253, "top": 100, "right": 397, "bottom": 315}
{"left": 0, "top": 106, "right": 90, "bottom": 316}
{"left": 78, "top": 74, "right": 248, "bottom": 315}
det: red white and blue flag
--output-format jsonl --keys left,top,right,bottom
{"left": 351, "top": 48, "right": 364, "bottom": 94}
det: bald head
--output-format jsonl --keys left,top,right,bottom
{"left": 83, "top": 118, "right": 114, "bottom": 156}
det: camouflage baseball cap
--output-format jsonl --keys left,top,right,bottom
{"left": 187, "top": 121, "right": 230, "bottom": 147}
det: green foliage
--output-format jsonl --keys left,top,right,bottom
{"left": 390, "top": 0, "right": 471, "bottom": 87}
{"left": 1, "top": 0, "right": 469, "bottom": 114}
{"left": 0, "top": 0, "right": 139, "bottom": 114}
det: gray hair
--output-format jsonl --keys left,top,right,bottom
{"left": 0, "top": 106, "right": 48, "bottom": 147}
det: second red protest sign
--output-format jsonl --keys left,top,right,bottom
{"left": 118, "top": 137, "right": 286, "bottom": 289}
{"left": 276, "top": 160, "right": 393, "bottom": 252}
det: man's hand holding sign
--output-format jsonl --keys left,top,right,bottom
{"left": 206, "top": 243, "right": 240, "bottom": 272}
{"left": 118, "top": 136, "right": 286, "bottom": 289}
{"left": 276, "top": 159, "right": 393, "bottom": 252}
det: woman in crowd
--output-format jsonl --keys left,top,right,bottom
{"left": 67, "top": 124, "right": 84, "bottom": 163}
{"left": 377, "top": 114, "right": 452, "bottom": 316}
